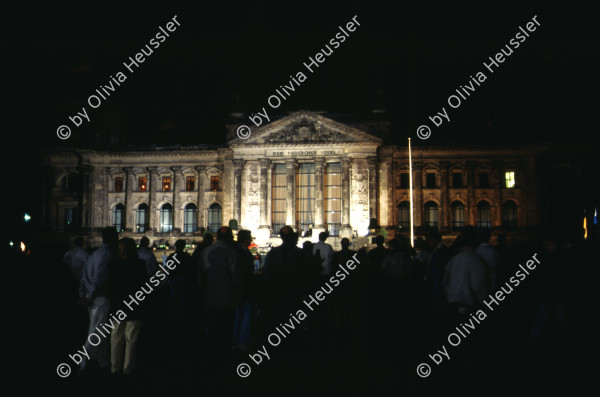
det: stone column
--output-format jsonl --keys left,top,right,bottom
{"left": 80, "top": 165, "right": 93, "bottom": 230}
{"left": 466, "top": 161, "right": 476, "bottom": 226}
{"left": 195, "top": 166, "right": 205, "bottom": 230}
{"left": 440, "top": 161, "right": 449, "bottom": 230}
{"left": 147, "top": 167, "right": 157, "bottom": 232}
{"left": 256, "top": 159, "right": 271, "bottom": 243}
{"left": 313, "top": 158, "right": 325, "bottom": 239}
{"left": 124, "top": 167, "right": 133, "bottom": 232}
{"left": 367, "top": 157, "right": 377, "bottom": 219}
{"left": 171, "top": 166, "right": 181, "bottom": 233}
{"left": 104, "top": 167, "right": 111, "bottom": 227}
{"left": 413, "top": 162, "right": 422, "bottom": 227}
{"left": 285, "top": 158, "right": 296, "bottom": 227}
{"left": 493, "top": 161, "right": 503, "bottom": 227}
{"left": 340, "top": 157, "right": 352, "bottom": 239}
{"left": 232, "top": 160, "right": 244, "bottom": 225}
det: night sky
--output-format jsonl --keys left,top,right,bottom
{"left": 2, "top": 0, "right": 598, "bottom": 230}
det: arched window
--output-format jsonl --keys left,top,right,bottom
{"left": 424, "top": 201, "right": 439, "bottom": 229}
{"left": 502, "top": 200, "right": 517, "bottom": 229}
{"left": 397, "top": 201, "right": 410, "bottom": 229}
{"left": 160, "top": 203, "right": 173, "bottom": 233}
{"left": 61, "top": 173, "right": 80, "bottom": 193}
{"left": 136, "top": 204, "right": 149, "bottom": 233}
{"left": 208, "top": 203, "right": 222, "bottom": 233}
{"left": 451, "top": 201, "right": 465, "bottom": 231}
{"left": 477, "top": 201, "right": 491, "bottom": 229}
{"left": 184, "top": 203, "right": 198, "bottom": 233}
{"left": 113, "top": 204, "right": 125, "bottom": 232}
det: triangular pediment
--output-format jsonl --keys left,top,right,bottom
{"left": 229, "top": 111, "right": 382, "bottom": 146}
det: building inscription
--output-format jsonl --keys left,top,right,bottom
{"left": 268, "top": 149, "right": 341, "bottom": 157}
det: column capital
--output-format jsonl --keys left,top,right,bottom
{"left": 285, "top": 158, "right": 296, "bottom": 168}
{"left": 195, "top": 166, "right": 205, "bottom": 174}
{"left": 341, "top": 157, "right": 352, "bottom": 168}
{"left": 314, "top": 158, "right": 326, "bottom": 169}
{"left": 104, "top": 167, "right": 112, "bottom": 174}
{"left": 147, "top": 166, "right": 157, "bottom": 174}
{"left": 259, "top": 159, "right": 271, "bottom": 169}
{"left": 170, "top": 166, "right": 181, "bottom": 173}
{"left": 366, "top": 157, "right": 377, "bottom": 168}
{"left": 233, "top": 159, "right": 244, "bottom": 168}
{"left": 440, "top": 161, "right": 450, "bottom": 170}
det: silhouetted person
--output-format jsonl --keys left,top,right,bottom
{"left": 110, "top": 238, "right": 147, "bottom": 375}
{"left": 168, "top": 239, "right": 193, "bottom": 323}
{"left": 443, "top": 226, "right": 490, "bottom": 319}
{"left": 368, "top": 235, "right": 389, "bottom": 271}
{"left": 199, "top": 227, "right": 238, "bottom": 356}
{"left": 233, "top": 230, "right": 254, "bottom": 351}
{"left": 78, "top": 227, "right": 119, "bottom": 373}
{"left": 425, "top": 231, "right": 451, "bottom": 311}
{"left": 332, "top": 238, "right": 356, "bottom": 333}
{"left": 63, "top": 236, "right": 89, "bottom": 281}
{"left": 137, "top": 236, "right": 159, "bottom": 276}
{"left": 313, "top": 231, "right": 334, "bottom": 276}
{"left": 476, "top": 228, "right": 499, "bottom": 290}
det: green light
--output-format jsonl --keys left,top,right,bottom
{"left": 9, "top": 241, "right": 14, "bottom": 247}
{"left": 24, "top": 213, "right": 31, "bottom": 222}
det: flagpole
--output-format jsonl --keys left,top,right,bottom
{"left": 409, "top": 138, "right": 414, "bottom": 248}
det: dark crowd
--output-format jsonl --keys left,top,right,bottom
{"left": 5, "top": 225, "right": 599, "bottom": 397}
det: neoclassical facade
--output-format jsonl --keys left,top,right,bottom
{"left": 43, "top": 111, "right": 542, "bottom": 246}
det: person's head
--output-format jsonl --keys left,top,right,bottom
{"left": 102, "top": 227, "right": 119, "bottom": 245}
{"left": 478, "top": 228, "right": 491, "bottom": 244}
{"left": 174, "top": 239, "right": 186, "bottom": 252}
{"left": 388, "top": 238, "right": 401, "bottom": 252}
{"left": 497, "top": 234, "right": 507, "bottom": 246}
{"left": 74, "top": 236, "right": 84, "bottom": 247}
{"left": 280, "top": 225, "right": 298, "bottom": 246}
{"left": 375, "top": 235, "right": 385, "bottom": 248}
{"left": 457, "top": 226, "right": 478, "bottom": 249}
{"left": 318, "top": 232, "right": 328, "bottom": 242}
{"left": 117, "top": 238, "right": 138, "bottom": 262}
{"left": 203, "top": 233, "right": 214, "bottom": 245}
{"left": 341, "top": 238, "right": 350, "bottom": 250}
{"left": 217, "top": 226, "right": 233, "bottom": 243}
{"left": 426, "top": 231, "right": 442, "bottom": 248}
{"left": 140, "top": 236, "right": 150, "bottom": 248}
{"left": 302, "top": 240, "right": 314, "bottom": 251}
{"left": 237, "top": 230, "right": 253, "bottom": 247}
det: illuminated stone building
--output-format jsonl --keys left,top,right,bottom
{"left": 43, "top": 111, "right": 542, "bottom": 246}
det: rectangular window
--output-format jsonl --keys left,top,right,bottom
{"left": 186, "top": 176, "right": 195, "bottom": 191}
{"left": 505, "top": 171, "right": 515, "bottom": 188}
{"left": 400, "top": 173, "right": 409, "bottom": 189}
{"left": 138, "top": 177, "right": 147, "bottom": 192}
{"left": 296, "top": 163, "right": 315, "bottom": 233}
{"left": 114, "top": 176, "right": 123, "bottom": 192}
{"left": 271, "top": 164, "right": 287, "bottom": 233}
{"left": 452, "top": 172, "right": 463, "bottom": 188}
{"left": 324, "top": 163, "right": 342, "bottom": 236}
{"left": 162, "top": 177, "right": 171, "bottom": 192}
{"left": 426, "top": 173, "right": 436, "bottom": 188}
{"left": 210, "top": 176, "right": 219, "bottom": 191}
{"left": 478, "top": 172, "right": 489, "bottom": 188}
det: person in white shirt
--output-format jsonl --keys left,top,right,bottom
{"left": 475, "top": 229, "right": 499, "bottom": 290}
{"left": 444, "top": 227, "right": 490, "bottom": 312}
{"left": 63, "top": 236, "right": 89, "bottom": 281}
{"left": 313, "top": 232, "right": 334, "bottom": 276}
